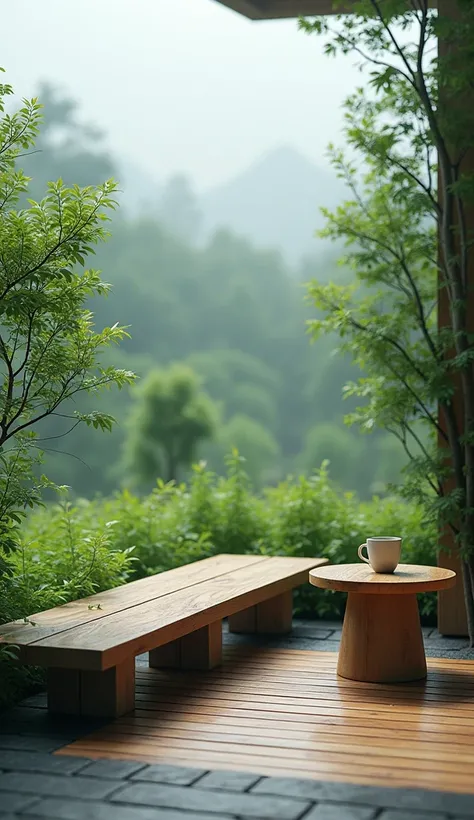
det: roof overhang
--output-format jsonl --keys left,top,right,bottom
{"left": 213, "top": 0, "right": 436, "bottom": 19}
{"left": 213, "top": 1, "right": 362, "bottom": 19}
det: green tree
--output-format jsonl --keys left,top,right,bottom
{"left": 0, "top": 71, "right": 134, "bottom": 545}
{"left": 207, "top": 414, "right": 281, "bottom": 487}
{"left": 299, "top": 423, "right": 362, "bottom": 490}
{"left": 302, "top": 3, "right": 474, "bottom": 639}
{"left": 123, "top": 365, "right": 217, "bottom": 487}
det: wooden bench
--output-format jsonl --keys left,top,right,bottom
{"left": 1, "top": 554, "right": 327, "bottom": 719}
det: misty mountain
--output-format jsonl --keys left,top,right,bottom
{"left": 201, "top": 146, "right": 346, "bottom": 263}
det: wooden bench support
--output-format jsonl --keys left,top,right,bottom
{"left": 228, "top": 590, "right": 293, "bottom": 635}
{"left": 149, "top": 620, "right": 222, "bottom": 671}
{"left": 47, "top": 658, "right": 135, "bottom": 718}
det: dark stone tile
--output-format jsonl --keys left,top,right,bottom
{"left": 379, "top": 811, "right": 448, "bottom": 820}
{"left": 304, "top": 804, "right": 377, "bottom": 819}
{"left": 0, "top": 791, "right": 38, "bottom": 813}
{"left": 251, "top": 778, "right": 474, "bottom": 815}
{"left": 131, "top": 764, "right": 207, "bottom": 786}
{"left": 112, "top": 782, "right": 311, "bottom": 819}
{"left": 21, "top": 694, "right": 48, "bottom": 708}
{"left": 22, "top": 796, "right": 232, "bottom": 819}
{"left": 251, "top": 777, "right": 325, "bottom": 802}
{"left": 0, "top": 750, "right": 90, "bottom": 775}
{"left": 0, "top": 771, "right": 117, "bottom": 801}
{"left": 0, "top": 735, "right": 63, "bottom": 753}
{"left": 193, "top": 770, "right": 261, "bottom": 792}
{"left": 291, "top": 626, "right": 333, "bottom": 640}
{"left": 423, "top": 636, "right": 469, "bottom": 649}
{"left": 78, "top": 760, "right": 148, "bottom": 780}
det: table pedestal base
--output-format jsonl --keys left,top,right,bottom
{"left": 337, "top": 592, "right": 427, "bottom": 683}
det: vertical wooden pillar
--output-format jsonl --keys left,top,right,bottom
{"left": 149, "top": 621, "right": 223, "bottom": 671}
{"left": 228, "top": 591, "right": 293, "bottom": 634}
{"left": 47, "top": 658, "right": 135, "bottom": 718}
{"left": 437, "top": 0, "right": 473, "bottom": 636}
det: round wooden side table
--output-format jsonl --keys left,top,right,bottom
{"left": 309, "top": 564, "right": 456, "bottom": 683}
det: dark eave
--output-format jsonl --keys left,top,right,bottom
{"left": 212, "top": 1, "right": 355, "bottom": 19}
{"left": 213, "top": 0, "right": 436, "bottom": 19}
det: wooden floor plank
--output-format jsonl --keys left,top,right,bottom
{"left": 58, "top": 648, "right": 474, "bottom": 795}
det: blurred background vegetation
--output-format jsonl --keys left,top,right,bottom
{"left": 26, "top": 84, "right": 407, "bottom": 500}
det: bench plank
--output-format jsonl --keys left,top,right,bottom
{"left": 0, "top": 554, "right": 267, "bottom": 646}
{"left": 22, "top": 556, "right": 324, "bottom": 671}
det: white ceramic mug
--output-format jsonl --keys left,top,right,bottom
{"left": 358, "top": 536, "right": 402, "bottom": 573}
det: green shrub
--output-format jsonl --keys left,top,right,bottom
{"left": 1, "top": 455, "right": 437, "bottom": 711}
{"left": 19, "top": 455, "right": 437, "bottom": 623}
{"left": 0, "top": 501, "right": 133, "bottom": 711}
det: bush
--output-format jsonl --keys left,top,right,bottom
{"left": 1, "top": 455, "right": 437, "bottom": 711}
{"left": 20, "top": 455, "right": 437, "bottom": 620}
{"left": 0, "top": 501, "right": 133, "bottom": 711}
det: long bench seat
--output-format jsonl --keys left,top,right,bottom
{"left": 0, "top": 554, "right": 327, "bottom": 718}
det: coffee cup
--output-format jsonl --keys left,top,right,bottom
{"left": 357, "top": 536, "right": 401, "bottom": 573}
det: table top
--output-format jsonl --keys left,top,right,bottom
{"left": 309, "top": 563, "right": 457, "bottom": 595}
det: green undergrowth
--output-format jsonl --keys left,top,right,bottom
{"left": 0, "top": 455, "right": 437, "bottom": 711}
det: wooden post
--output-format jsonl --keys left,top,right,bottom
{"left": 47, "top": 658, "right": 135, "bottom": 718}
{"left": 228, "top": 591, "right": 293, "bottom": 634}
{"left": 149, "top": 621, "right": 223, "bottom": 671}
{"left": 437, "top": 0, "right": 473, "bottom": 636}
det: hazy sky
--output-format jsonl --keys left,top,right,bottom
{"left": 1, "top": 0, "right": 357, "bottom": 190}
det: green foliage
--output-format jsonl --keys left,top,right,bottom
{"left": 0, "top": 499, "right": 133, "bottom": 710}
{"left": 18, "top": 455, "right": 437, "bottom": 623}
{"left": 0, "top": 456, "right": 436, "bottom": 710}
{"left": 17, "top": 83, "right": 409, "bottom": 502}
{"left": 123, "top": 364, "right": 217, "bottom": 487}
{"left": 0, "top": 71, "right": 135, "bottom": 543}
{"left": 210, "top": 416, "right": 281, "bottom": 487}
{"left": 301, "top": 3, "right": 474, "bottom": 638}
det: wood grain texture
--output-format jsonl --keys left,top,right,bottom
{"left": 48, "top": 659, "right": 135, "bottom": 718}
{"left": 80, "top": 658, "right": 135, "bottom": 718}
{"left": 22, "top": 556, "right": 325, "bottom": 671}
{"left": 58, "top": 647, "right": 474, "bottom": 795}
{"left": 310, "top": 563, "right": 456, "bottom": 594}
{"left": 150, "top": 621, "right": 223, "bottom": 671}
{"left": 337, "top": 593, "right": 426, "bottom": 683}
{"left": 0, "top": 554, "right": 267, "bottom": 647}
{"left": 228, "top": 591, "right": 293, "bottom": 634}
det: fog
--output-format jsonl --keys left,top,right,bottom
{"left": 1, "top": 0, "right": 356, "bottom": 189}
{"left": 0, "top": 0, "right": 406, "bottom": 498}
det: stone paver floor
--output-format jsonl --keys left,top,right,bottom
{"left": 1, "top": 621, "right": 473, "bottom": 819}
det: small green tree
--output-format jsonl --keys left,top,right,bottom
{"left": 124, "top": 365, "right": 217, "bottom": 487}
{"left": 208, "top": 414, "right": 281, "bottom": 487}
{"left": 302, "top": 3, "right": 474, "bottom": 639}
{"left": 0, "top": 71, "right": 134, "bottom": 549}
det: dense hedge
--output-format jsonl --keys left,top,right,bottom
{"left": 0, "top": 456, "right": 437, "bottom": 710}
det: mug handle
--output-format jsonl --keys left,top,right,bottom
{"left": 358, "top": 543, "right": 370, "bottom": 564}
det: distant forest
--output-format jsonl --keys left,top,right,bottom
{"left": 25, "top": 84, "right": 406, "bottom": 499}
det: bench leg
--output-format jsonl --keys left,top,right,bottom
{"left": 149, "top": 620, "right": 222, "bottom": 671}
{"left": 47, "top": 658, "right": 135, "bottom": 718}
{"left": 228, "top": 590, "right": 293, "bottom": 635}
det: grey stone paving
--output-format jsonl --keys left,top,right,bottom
{"left": 1, "top": 620, "right": 474, "bottom": 819}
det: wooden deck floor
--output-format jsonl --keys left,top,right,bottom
{"left": 58, "top": 647, "right": 474, "bottom": 794}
